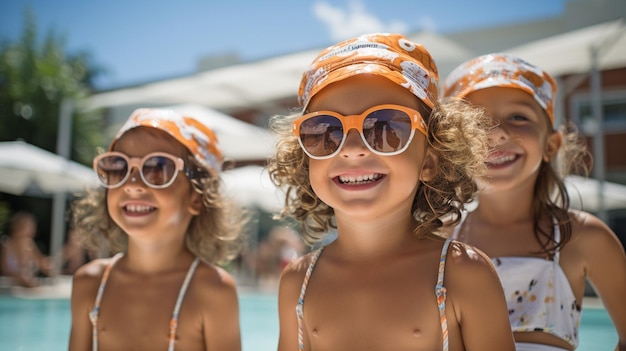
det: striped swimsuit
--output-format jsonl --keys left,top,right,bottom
{"left": 296, "top": 238, "right": 453, "bottom": 351}
{"left": 89, "top": 253, "right": 200, "bottom": 351}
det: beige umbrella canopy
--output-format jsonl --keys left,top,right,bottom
{"left": 162, "top": 104, "right": 276, "bottom": 163}
{"left": 85, "top": 31, "right": 476, "bottom": 112}
{"left": 565, "top": 175, "right": 626, "bottom": 212}
{"left": 221, "top": 165, "right": 284, "bottom": 213}
{"left": 505, "top": 19, "right": 626, "bottom": 76}
{"left": 0, "top": 140, "right": 98, "bottom": 196}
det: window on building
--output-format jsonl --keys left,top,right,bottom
{"left": 572, "top": 89, "right": 626, "bottom": 135}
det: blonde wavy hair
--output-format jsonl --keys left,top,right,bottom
{"left": 267, "top": 98, "right": 490, "bottom": 246}
{"left": 71, "top": 156, "right": 246, "bottom": 266}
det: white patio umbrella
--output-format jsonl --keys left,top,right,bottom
{"left": 162, "top": 104, "right": 275, "bottom": 162}
{"left": 0, "top": 140, "right": 98, "bottom": 196}
{"left": 505, "top": 19, "right": 626, "bottom": 77}
{"left": 221, "top": 165, "right": 284, "bottom": 213}
{"left": 565, "top": 175, "right": 626, "bottom": 212}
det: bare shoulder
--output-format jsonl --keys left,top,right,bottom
{"left": 190, "top": 261, "right": 242, "bottom": 351}
{"left": 71, "top": 257, "right": 114, "bottom": 292}
{"left": 192, "top": 261, "right": 238, "bottom": 299}
{"left": 445, "top": 240, "right": 495, "bottom": 275}
{"left": 277, "top": 250, "right": 318, "bottom": 299}
{"left": 443, "top": 240, "right": 503, "bottom": 296}
{"left": 569, "top": 209, "right": 615, "bottom": 233}
{"left": 568, "top": 209, "right": 623, "bottom": 252}
{"left": 187, "top": 262, "right": 239, "bottom": 322}
{"left": 70, "top": 258, "right": 114, "bottom": 331}
{"left": 280, "top": 250, "right": 317, "bottom": 284}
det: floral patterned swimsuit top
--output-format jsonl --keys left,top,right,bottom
{"left": 452, "top": 217, "right": 581, "bottom": 348}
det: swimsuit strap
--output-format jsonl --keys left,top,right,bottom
{"left": 89, "top": 254, "right": 200, "bottom": 351}
{"left": 89, "top": 252, "right": 124, "bottom": 351}
{"left": 168, "top": 257, "right": 200, "bottom": 351}
{"left": 297, "top": 247, "right": 323, "bottom": 351}
{"left": 436, "top": 238, "right": 453, "bottom": 351}
{"left": 552, "top": 217, "right": 561, "bottom": 263}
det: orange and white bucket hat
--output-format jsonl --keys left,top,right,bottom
{"left": 111, "top": 108, "right": 223, "bottom": 171}
{"left": 298, "top": 32, "right": 440, "bottom": 111}
{"left": 442, "top": 53, "right": 557, "bottom": 125}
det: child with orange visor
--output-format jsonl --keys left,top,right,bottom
{"left": 268, "top": 33, "right": 516, "bottom": 351}
{"left": 443, "top": 53, "right": 626, "bottom": 351}
{"left": 69, "top": 108, "right": 246, "bottom": 351}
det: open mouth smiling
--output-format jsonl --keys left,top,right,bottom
{"left": 123, "top": 204, "right": 156, "bottom": 214}
{"left": 337, "top": 173, "right": 383, "bottom": 185}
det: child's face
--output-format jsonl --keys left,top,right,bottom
{"left": 13, "top": 218, "right": 36, "bottom": 238}
{"left": 305, "top": 74, "right": 436, "bottom": 219}
{"left": 106, "top": 127, "right": 202, "bottom": 240}
{"left": 466, "top": 87, "right": 561, "bottom": 192}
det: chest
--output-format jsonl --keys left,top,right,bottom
{"left": 300, "top": 256, "right": 448, "bottom": 350}
{"left": 458, "top": 219, "right": 553, "bottom": 258}
{"left": 94, "top": 271, "right": 204, "bottom": 350}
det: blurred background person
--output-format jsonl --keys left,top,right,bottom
{"left": 59, "top": 227, "right": 89, "bottom": 275}
{"left": 251, "top": 226, "right": 305, "bottom": 290}
{"left": 0, "top": 211, "right": 51, "bottom": 287}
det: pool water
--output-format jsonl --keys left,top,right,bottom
{"left": 0, "top": 293, "right": 279, "bottom": 351}
{"left": 0, "top": 294, "right": 617, "bottom": 351}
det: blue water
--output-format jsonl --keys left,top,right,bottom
{"left": 0, "top": 293, "right": 279, "bottom": 351}
{"left": 0, "top": 294, "right": 618, "bottom": 351}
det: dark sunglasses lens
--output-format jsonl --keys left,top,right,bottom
{"left": 299, "top": 115, "right": 344, "bottom": 157}
{"left": 363, "top": 109, "right": 413, "bottom": 153}
{"left": 142, "top": 156, "right": 177, "bottom": 186}
{"left": 96, "top": 156, "right": 128, "bottom": 187}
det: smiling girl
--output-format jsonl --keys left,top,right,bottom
{"left": 268, "top": 33, "right": 515, "bottom": 351}
{"left": 69, "top": 108, "right": 245, "bottom": 351}
{"left": 443, "top": 53, "right": 626, "bottom": 351}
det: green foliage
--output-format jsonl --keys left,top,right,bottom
{"left": 0, "top": 9, "right": 106, "bottom": 165}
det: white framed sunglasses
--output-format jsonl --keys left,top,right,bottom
{"left": 93, "top": 152, "right": 208, "bottom": 189}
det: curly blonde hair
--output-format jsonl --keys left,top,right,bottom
{"left": 71, "top": 156, "right": 246, "bottom": 266}
{"left": 267, "top": 98, "right": 489, "bottom": 246}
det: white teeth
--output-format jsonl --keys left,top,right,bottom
{"left": 125, "top": 204, "right": 154, "bottom": 213}
{"left": 338, "top": 173, "right": 382, "bottom": 184}
{"left": 488, "top": 154, "right": 516, "bottom": 165}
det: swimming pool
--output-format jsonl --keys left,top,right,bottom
{"left": 0, "top": 293, "right": 618, "bottom": 350}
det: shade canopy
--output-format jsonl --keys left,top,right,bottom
{"left": 506, "top": 20, "right": 626, "bottom": 76}
{"left": 85, "top": 31, "right": 474, "bottom": 113}
{"left": 221, "top": 165, "right": 284, "bottom": 213}
{"left": 0, "top": 141, "right": 98, "bottom": 196}
{"left": 160, "top": 104, "right": 275, "bottom": 162}
{"left": 565, "top": 175, "right": 626, "bottom": 212}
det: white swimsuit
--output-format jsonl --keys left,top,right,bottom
{"left": 452, "top": 216, "right": 581, "bottom": 350}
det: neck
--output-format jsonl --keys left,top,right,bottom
{"left": 331, "top": 209, "right": 423, "bottom": 261}
{"left": 123, "top": 239, "right": 194, "bottom": 274}
{"left": 474, "top": 185, "right": 535, "bottom": 225}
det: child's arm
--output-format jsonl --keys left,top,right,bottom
{"left": 576, "top": 212, "right": 626, "bottom": 351}
{"left": 32, "top": 243, "right": 52, "bottom": 276}
{"left": 447, "top": 242, "right": 516, "bottom": 351}
{"left": 277, "top": 256, "right": 309, "bottom": 351}
{"left": 201, "top": 267, "right": 242, "bottom": 351}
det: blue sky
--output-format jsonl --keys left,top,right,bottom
{"left": 0, "top": 0, "right": 566, "bottom": 90}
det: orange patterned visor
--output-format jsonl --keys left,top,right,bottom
{"left": 298, "top": 33, "right": 439, "bottom": 111}
{"left": 442, "top": 53, "right": 557, "bottom": 125}
{"left": 110, "top": 108, "right": 222, "bottom": 172}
